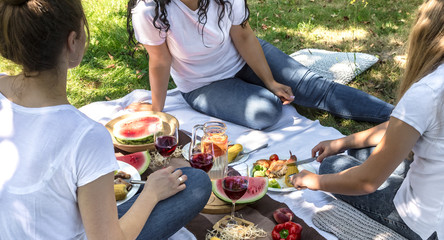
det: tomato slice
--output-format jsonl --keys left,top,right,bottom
{"left": 269, "top": 154, "right": 279, "bottom": 161}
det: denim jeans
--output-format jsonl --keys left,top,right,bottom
{"left": 181, "top": 38, "right": 394, "bottom": 130}
{"left": 117, "top": 167, "right": 212, "bottom": 240}
{"left": 319, "top": 148, "right": 436, "bottom": 240}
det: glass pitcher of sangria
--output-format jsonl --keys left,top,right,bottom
{"left": 191, "top": 121, "right": 228, "bottom": 179}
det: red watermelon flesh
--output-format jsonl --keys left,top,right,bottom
{"left": 212, "top": 177, "right": 268, "bottom": 204}
{"left": 116, "top": 151, "right": 150, "bottom": 175}
{"left": 113, "top": 115, "right": 161, "bottom": 145}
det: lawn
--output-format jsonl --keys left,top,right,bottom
{"left": 0, "top": 0, "right": 423, "bottom": 134}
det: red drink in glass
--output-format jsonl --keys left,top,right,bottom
{"left": 189, "top": 153, "right": 214, "bottom": 172}
{"left": 222, "top": 176, "right": 249, "bottom": 201}
{"left": 155, "top": 135, "right": 177, "bottom": 157}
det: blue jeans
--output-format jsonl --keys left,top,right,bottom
{"left": 319, "top": 148, "right": 433, "bottom": 240}
{"left": 117, "top": 167, "right": 212, "bottom": 240}
{"left": 181, "top": 38, "right": 394, "bottom": 130}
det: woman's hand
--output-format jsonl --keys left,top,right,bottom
{"left": 290, "top": 170, "right": 320, "bottom": 191}
{"left": 125, "top": 102, "right": 153, "bottom": 112}
{"left": 311, "top": 139, "right": 346, "bottom": 162}
{"left": 143, "top": 166, "right": 187, "bottom": 202}
{"left": 266, "top": 81, "right": 295, "bottom": 105}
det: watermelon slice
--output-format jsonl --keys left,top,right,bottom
{"left": 116, "top": 151, "right": 151, "bottom": 175}
{"left": 212, "top": 177, "right": 268, "bottom": 204}
{"left": 113, "top": 115, "right": 161, "bottom": 145}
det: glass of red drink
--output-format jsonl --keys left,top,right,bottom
{"left": 154, "top": 127, "right": 178, "bottom": 163}
{"left": 222, "top": 163, "right": 249, "bottom": 225}
{"left": 189, "top": 138, "right": 214, "bottom": 173}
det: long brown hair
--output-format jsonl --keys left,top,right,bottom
{"left": 0, "top": 0, "right": 89, "bottom": 75}
{"left": 398, "top": 0, "right": 444, "bottom": 100}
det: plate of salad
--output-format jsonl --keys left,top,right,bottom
{"left": 249, "top": 152, "right": 317, "bottom": 192}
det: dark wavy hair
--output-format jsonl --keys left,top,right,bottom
{"left": 126, "top": 0, "right": 250, "bottom": 47}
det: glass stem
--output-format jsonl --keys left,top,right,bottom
{"left": 231, "top": 201, "right": 236, "bottom": 220}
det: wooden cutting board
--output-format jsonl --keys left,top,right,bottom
{"left": 202, "top": 192, "right": 247, "bottom": 214}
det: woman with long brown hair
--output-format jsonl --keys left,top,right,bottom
{"left": 0, "top": 0, "right": 211, "bottom": 239}
{"left": 291, "top": 0, "right": 444, "bottom": 239}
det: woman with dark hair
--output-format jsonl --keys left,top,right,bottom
{"left": 126, "top": 0, "right": 394, "bottom": 130}
{"left": 291, "top": 0, "right": 444, "bottom": 239}
{"left": 0, "top": 0, "right": 211, "bottom": 239}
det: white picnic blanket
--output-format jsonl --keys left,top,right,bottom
{"left": 79, "top": 89, "right": 343, "bottom": 240}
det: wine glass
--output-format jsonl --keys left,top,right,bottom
{"left": 189, "top": 140, "right": 214, "bottom": 173}
{"left": 154, "top": 127, "right": 178, "bottom": 163}
{"left": 222, "top": 163, "right": 249, "bottom": 225}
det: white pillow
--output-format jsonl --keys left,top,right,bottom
{"left": 290, "top": 48, "right": 379, "bottom": 84}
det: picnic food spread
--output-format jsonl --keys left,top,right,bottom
{"left": 111, "top": 114, "right": 309, "bottom": 238}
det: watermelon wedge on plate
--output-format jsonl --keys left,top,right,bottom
{"left": 212, "top": 177, "right": 268, "bottom": 204}
{"left": 116, "top": 151, "right": 151, "bottom": 175}
{"left": 105, "top": 111, "right": 179, "bottom": 153}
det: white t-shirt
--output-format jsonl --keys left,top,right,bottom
{"left": 0, "top": 89, "right": 119, "bottom": 239}
{"left": 392, "top": 64, "right": 444, "bottom": 239}
{"left": 132, "top": 0, "right": 248, "bottom": 93}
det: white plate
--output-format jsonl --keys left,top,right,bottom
{"left": 181, "top": 142, "right": 249, "bottom": 166}
{"left": 116, "top": 161, "right": 141, "bottom": 206}
{"left": 249, "top": 161, "right": 317, "bottom": 193}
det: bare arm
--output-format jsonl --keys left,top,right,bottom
{"left": 312, "top": 121, "right": 389, "bottom": 162}
{"left": 292, "top": 117, "right": 420, "bottom": 195}
{"left": 230, "top": 23, "right": 294, "bottom": 104}
{"left": 125, "top": 42, "right": 172, "bottom": 112}
{"left": 78, "top": 167, "right": 186, "bottom": 240}
{"left": 145, "top": 43, "right": 172, "bottom": 112}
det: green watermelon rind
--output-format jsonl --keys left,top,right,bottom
{"left": 114, "top": 134, "right": 154, "bottom": 145}
{"left": 116, "top": 151, "right": 151, "bottom": 175}
{"left": 212, "top": 177, "right": 268, "bottom": 204}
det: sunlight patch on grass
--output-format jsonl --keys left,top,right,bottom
{"left": 309, "top": 27, "right": 368, "bottom": 46}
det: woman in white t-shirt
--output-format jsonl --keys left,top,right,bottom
{"left": 0, "top": 0, "right": 211, "bottom": 239}
{"left": 290, "top": 0, "right": 444, "bottom": 239}
{"left": 126, "top": 0, "right": 394, "bottom": 130}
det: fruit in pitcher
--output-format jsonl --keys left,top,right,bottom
{"left": 113, "top": 114, "right": 161, "bottom": 145}
{"left": 273, "top": 207, "right": 295, "bottom": 224}
{"left": 201, "top": 134, "right": 228, "bottom": 157}
{"left": 212, "top": 177, "right": 268, "bottom": 204}
{"left": 227, "top": 144, "right": 243, "bottom": 163}
{"left": 116, "top": 151, "right": 151, "bottom": 175}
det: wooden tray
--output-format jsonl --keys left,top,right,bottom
{"left": 203, "top": 192, "right": 247, "bottom": 214}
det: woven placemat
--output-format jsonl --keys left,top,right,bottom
{"left": 312, "top": 199, "right": 407, "bottom": 240}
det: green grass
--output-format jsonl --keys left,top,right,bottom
{"left": 0, "top": 0, "right": 423, "bottom": 135}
